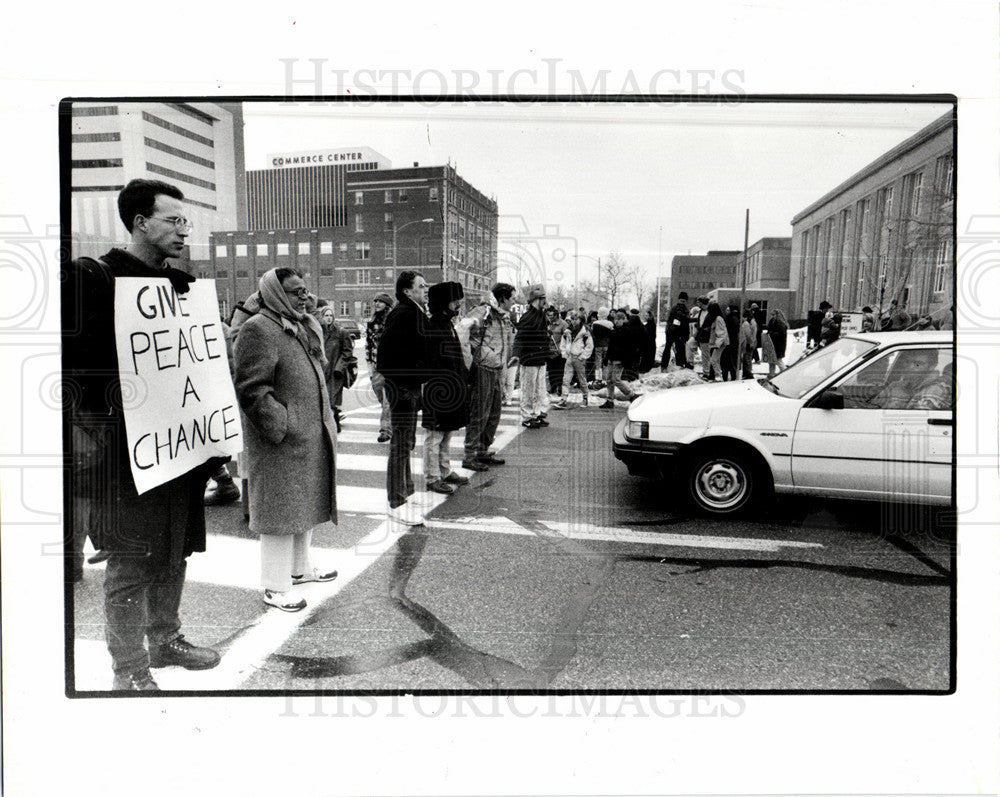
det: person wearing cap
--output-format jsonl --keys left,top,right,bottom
{"left": 421, "top": 282, "right": 470, "bottom": 494}
{"left": 463, "top": 282, "right": 517, "bottom": 469}
{"left": 513, "top": 284, "right": 552, "bottom": 428}
{"left": 377, "top": 270, "right": 430, "bottom": 525}
{"left": 366, "top": 293, "right": 395, "bottom": 443}
{"left": 663, "top": 291, "right": 690, "bottom": 369}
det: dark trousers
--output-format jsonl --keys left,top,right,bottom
{"left": 662, "top": 334, "right": 687, "bottom": 369}
{"left": 721, "top": 345, "right": 738, "bottom": 381}
{"left": 464, "top": 364, "right": 502, "bottom": 460}
{"left": 104, "top": 551, "right": 186, "bottom": 677}
{"left": 546, "top": 356, "right": 566, "bottom": 394}
{"left": 387, "top": 383, "right": 420, "bottom": 508}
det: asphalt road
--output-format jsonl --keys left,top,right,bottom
{"left": 70, "top": 361, "right": 954, "bottom": 693}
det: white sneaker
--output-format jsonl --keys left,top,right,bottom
{"left": 263, "top": 589, "right": 306, "bottom": 612}
{"left": 291, "top": 567, "right": 338, "bottom": 585}
{"left": 388, "top": 501, "right": 425, "bottom": 526}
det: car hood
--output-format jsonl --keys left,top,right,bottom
{"left": 630, "top": 379, "right": 795, "bottom": 433}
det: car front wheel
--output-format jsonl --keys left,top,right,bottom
{"left": 686, "top": 446, "right": 768, "bottom": 516}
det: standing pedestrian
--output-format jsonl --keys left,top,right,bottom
{"left": 762, "top": 307, "right": 789, "bottom": 376}
{"left": 62, "top": 178, "right": 222, "bottom": 689}
{"left": 663, "top": 291, "right": 690, "bottom": 369}
{"left": 739, "top": 308, "right": 756, "bottom": 380}
{"left": 422, "top": 282, "right": 470, "bottom": 495}
{"left": 377, "top": 271, "right": 430, "bottom": 526}
{"left": 316, "top": 302, "right": 358, "bottom": 433}
{"left": 624, "top": 309, "right": 645, "bottom": 381}
{"left": 545, "top": 306, "right": 568, "bottom": 396}
{"left": 463, "top": 282, "right": 517, "bottom": 469}
{"left": 705, "top": 301, "right": 728, "bottom": 382}
{"left": 554, "top": 313, "right": 594, "bottom": 408}
{"left": 513, "top": 284, "right": 552, "bottom": 429}
{"left": 600, "top": 310, "right": 639, "bottom": 407}
{"left": 721, "top": 303, "right": 740, "bottom": 382}
{"left": 590, "top": 306, "right": 613, "bottom": 387}
{"left": 640, "top": 309, "right": 657, "bottom": 373}
{"left": 234, "top": 268, "right": 340, "bottom": 612}
{"left": 365, "top": 293, "right": 395, "bottom": 443}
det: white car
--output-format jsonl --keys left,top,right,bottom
{"left": 613, "top": 331, "right": 954, "bottom": 515}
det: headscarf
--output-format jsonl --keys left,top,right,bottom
{"left": 258, "top": 269, "right": 328, "bottom": 367}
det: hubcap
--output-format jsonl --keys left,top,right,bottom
{"left": 695, "top": 459, "right": 748, "bottom": 510}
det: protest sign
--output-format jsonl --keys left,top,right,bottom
{"left": 113, "top": 277, "right": 242, "bottom": 494}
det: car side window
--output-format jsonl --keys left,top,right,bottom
{"left": 835, "top": 347, "right": 952, "bottom": 411}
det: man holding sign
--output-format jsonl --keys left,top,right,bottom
{"left": 63, "top": 179, "right": 228, "bottom": 690}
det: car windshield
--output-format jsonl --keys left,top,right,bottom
{"left": 767, "top": 337, "right": 879, "bottom": 399}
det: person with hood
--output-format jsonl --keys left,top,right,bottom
{"left": 513, "top": 284, "right": 553, "bottom": 429}
{"left": 463, "top": 282, "right": 517, "bottom": 469}
{"left": 704, "top": 301, "right": 728, "bottom": 382}
{"left": 600, "top": 309, "right": 640, "bottom": 408}
{"left": 554, "top": 312, "right": 594, "bottom": 408}
{"left": 315, "top": 301, "right": 357, "bottom": 433}
{"left": 421, "top": 282, "right": 470, "bottom": 495}
{"left": 589, "top": 306, "right": 614, "bottom": 387}
{"left": 234, "top": 267, "right": 339, "bottom": 613}
{"left": 377, "top": 271, "right": 430, "bottom": 526}
{"left": 365, "top": 292, "right": 394, "bottom": 443}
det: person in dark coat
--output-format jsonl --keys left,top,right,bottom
{"left": 623, "top": 309, "right": 645, "bottom": 381}
{"left": 641, "top": 309, "right": 657, "bottom": 373}
{"left": 365, "top": 293, "right": 394, "bottom": 442}
{"left": 663, "top": 292, "right": 690, "bottom": 369}
{"left": 762, "top": 308, "right": 789, "bottom": 376}
{"left": 376, "top": 270, "right": 430, "bottom": 525}
{"left": 315, "top": 302, "right": 358, "bottom": 433}
{"left": 601, "top": 309, "right": 639, "bottom": 408}
{"left": 421, "top": 281, "right": 469, "bottom": 494}
{"left": 722, "top": 303, "right": 741, "bottom": 381}
{"left": 235, "top": 268, "right": 340, "bottom": 613}
{"left": 61, "top": 178, "right": 221, "bottom": 690}
{"left": 513, "top": 284, "right": 553, "bottom": 428}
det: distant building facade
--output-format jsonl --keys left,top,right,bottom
{"left": 736, "top": 237, "right": 792, "bottom": 290}
{"left": 789, "top": 112, "right": 954, "bottom": 318}
{"left": 68, "top": 101, "right": 247, "bottom": 263}
{"left": 204, "top": 163, "right": 498, "bottom": 319}
{"left": 670, "top": 250, "right": 742, "bottom": 300}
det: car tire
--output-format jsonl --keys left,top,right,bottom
{"left": 685, "top": 444, "right": 770, "bottom": 516}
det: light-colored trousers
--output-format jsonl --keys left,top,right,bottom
{"left": 519, "top": 364, "right": 550, "bottom": 420}
{"left": 423, "top": 428, "right": 453, "bottom": 482}
{"left": 261, "top": 528, "right": 316, "bottom": 592}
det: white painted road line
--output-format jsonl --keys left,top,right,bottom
{"left": 422, "top": 516, "right": 824, "bottom": 553}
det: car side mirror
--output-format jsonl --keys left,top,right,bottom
{"left": 814, "top": 387, "right": 845, "bottom": 410}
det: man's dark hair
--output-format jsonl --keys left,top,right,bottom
{"left": 395, "top": 270, "right": 423, "bottom": 302}
{"left": 118, "top": 179, "right": 184, "bottom": 233}
{"left": 491, "top": 282, "right": 516, "bottom": 303}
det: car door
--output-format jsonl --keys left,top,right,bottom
{"left": 790, "top": 345, "right": 953, "bottom": 503}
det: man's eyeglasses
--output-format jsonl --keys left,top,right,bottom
{"left": 149, "top": 215, "right": 193, "bottom": 232}
{"left": 283, "top": 287, "right": 310, "bottom": 299}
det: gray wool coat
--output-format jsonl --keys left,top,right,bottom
{"left": 234, "top": 308, "right": 337, "bottom": 535}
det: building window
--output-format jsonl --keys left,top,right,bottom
{"left": 935, "top": 155, "right": 954, "bottom": 200}
{"left": 857, "top": 258, "right": 867, "bottom": 300}
{"left": 320, "top": 267, "right": 333, "bottom": 276}
{"left": 277, "top": 243, "right": 290, "bottom": 256}
{"left": 907, "top": 172, "right": 923, "bottom": 217}
{"left": 429, "top": 187, "right": 439, "bottom": 202}
{"left": 236, "top": 244, "right": 247, "bottom": 257}
{"left": 385, "top": 242, "right": 394, "bottom": 260}
{"left": 354, "top": 191, "right": 363, "bottom": 205}
{"left": 298, "top": 242, "right": 310, "bottom": 255}
{"left": 338, "top": 243, "right": 348, "bottom": 261}
{"left": 256, "top": 243, "right": 268, "bottom": 256}
{"left": 320, "top": 241, "right": 333, "bottom": 255}
{"left": 880, "top": 186, "right": 894, "bottom": 227}
{"left": 384, "top": 190, "right": 393, "bottom": 203}
{"left": 385, "top": 268, "right": 393, "bottom": 278}
{"left": 934, "top": 239, "right": 953, "bottom": 293}
{"left": 357, "top": 269, "right": 372, "bottom": 285}
{"left": 339, "top": 301, "right": 350, "bottom": 316}
{"left": 384, "top": 212, "right": 393, "bottom": 230}
{"left": 355, "top": 214, "right": 364, "bottom": 233}
{"left": 356, "top": 242, "right": 370, "bottom": 260}
{"left": 398, "top": 188, "right": 408, "bottom": 202}
{"left": 361, "top": 301, "right": 372, "bottom": 317}
{"left": 215, "top": 245, "right": 227, "bottom": 257}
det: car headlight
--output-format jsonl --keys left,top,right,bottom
{"left": 627, "top": 420, "right": 649, "bottom": 440}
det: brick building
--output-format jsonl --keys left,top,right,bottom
{"left": 669, "top": 250, "right": 742, "bottom": 301}
{"left": 789, "top": 112, "right": 954, "bottom": 318}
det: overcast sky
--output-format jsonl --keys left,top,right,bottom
{"left": 243, "top": 100, "right": 950, "bottom": 293}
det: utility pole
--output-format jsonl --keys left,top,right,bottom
{"left": 656, "top": 225, "right": 663, "bottom": 328}
{"left": 740, "top": 209, "right": 750, "bottom": 312}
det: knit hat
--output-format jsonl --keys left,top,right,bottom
{"left": 373, "top": 292, "right": 394, "bottom": 308}
{"left": 427, "top": 281, "right": 464, "bottom": 313}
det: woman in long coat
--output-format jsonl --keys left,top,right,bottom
{"left": 234, "top": 267, "right": 338, "bottom": 612}
{"left": 762, "top": 308, "right": 789, "bottom": 376}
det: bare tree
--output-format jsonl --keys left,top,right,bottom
{"left": 625, "top": 263, "right": 652, "bottom": 311}
{"left": 601, "top": 251, "right": 631, "bottom": 309}
{"left": 577, "top": 279, "right": 609, "bottom": 312}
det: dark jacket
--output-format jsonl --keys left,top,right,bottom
{"left": 61, "top": 248, "right": 215, "bottom": 562}
{"left": 376, "top": 296, "right": 429, "bottom": 389}
{"left": 365, "top": 308, "right": 389, "bottom": 365}
{"left": 666, "top": 302, "right": 690, "bottom": 340}
{"left": 766, "top": 317, "right": 788, "bottom": 359}
{"left": 320, "top": 321, "right": 358, "bottom": 402}
{"left": 421, "top": 311, "right": 469, "bottom": 432}
{"left": 512, "top": 305, "right": 552, "bottom": 367}
{"left": 607, "top": 322, "right": 638, "bottom": 363}
{"left": 641, "top": 318, "right": 657, "bottom": 371}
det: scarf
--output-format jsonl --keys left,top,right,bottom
{"left": 258, "top": 270, "right": 328, "bottom": 367}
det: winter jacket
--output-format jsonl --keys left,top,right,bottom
{"left": 766, "top": 317, "right": 788, "bottom": 358}
{"left": 560, "top": 325, "right": 594, "bottom": 360}
{"left": 421, "top": 311, "right": 469, "bottom": 432}
{"left": 465, "top": 293, "right": 514, "bottom": 370}
{"left": 365, "top": 308, "right": 389, "bottom": 365}
{"left": 607, "top": 323, "right": 638, "bottom": 363}
{"left": 739, "top": 319, "right": 756, "bottom": 353}
{"left": 376, "top": 296, "right": 429, "bottom": 389}
{"left": 590, "top": 318, "right": 614, "bottom": 349}
{"left": 547, "top": 317, "right": 568, "bottom": 352}
{"left": 513, "top": 305, "right": 552, "bottom": 367}
{"left": 666, "top": 302, "right": 690, "bottom": 340}
{"left": 709, "top": 316, "right": 729, "bottom": 349}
